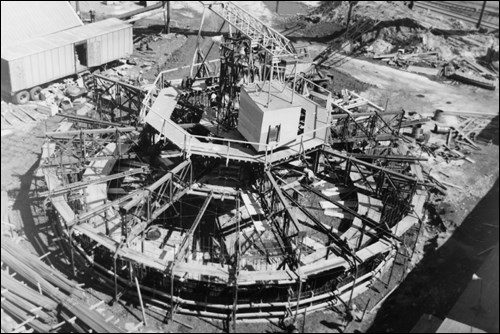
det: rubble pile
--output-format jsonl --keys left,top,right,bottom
{"left": 305, "top": 1, "right": 499, "bottom": 90}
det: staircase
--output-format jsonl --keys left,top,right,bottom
{"left": 205, "top": 1, "right": 296, "bottom": 59}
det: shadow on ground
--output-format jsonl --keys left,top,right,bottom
{"left": 478, "top": 115, "right": 499, "bottom": 146}
{"left": 367, "top": 177, "right": 499, "bottom": 333}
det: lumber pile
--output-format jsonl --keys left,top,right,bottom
{"left": 373, "top": 50, "right": 441, "bottom": 75}
{"left": 1, "top": 237, "right": 125, "bottom": 333}
{"left": 373, "top": 49, "right": 498, "bottom": 89}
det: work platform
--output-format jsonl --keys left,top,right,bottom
{"left": 144, "top": 83, "right": 326, "bottom": 164}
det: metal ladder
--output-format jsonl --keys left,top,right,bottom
{"left": 204, "top": 1, "right": 296, "bottom": 59}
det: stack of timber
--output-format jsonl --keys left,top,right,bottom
{"left": 452, "top": 69, "right": 497, "bottom": 90}
{"left": 1, "top": 237, "right": 125, "bottom": 333}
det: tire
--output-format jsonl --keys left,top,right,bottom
{"left": 29, "top": 86, "right": 42, "bottom": 101}
{"left": 13, "top": 90, "right": 30, "bottom": 105}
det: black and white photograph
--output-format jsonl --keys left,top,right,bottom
{"left": 1, "top": 1, "right": 498, "bottom": 333}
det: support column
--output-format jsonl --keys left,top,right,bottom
{"left": 135, "top": 276, "right": 147, "bottom": 325}
{"left": 232, "top": 192, "right": 241, "bottom": 332}
{"left": 190, "top": 6, "right": 207, "bottom": 78}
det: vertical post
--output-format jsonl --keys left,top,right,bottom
{"left": 356, "top": 224, "right": 365, "bottom": 251}
{"left": 291, "top": 63, "right": 297, "bottom": 104}
{"left": 275, "top": 1, "right": 280, "bottom": 13}
{"left": 166, "top": 1, "right": 171, "bottom": 34}
{"left": 232, "top": 192, "right": 241, "bottom": 332}
{"left": 410, "top": 217, "right": 423, "bottom": 260}
{"left": 294, "top": 249, "right": 302, "bottom": 322}
{"left": 170, "top": 259, "right": 175, "bottom": 321}
{"left": 477, "top": 1, "right": 487, "bottom": 29}
{"left": 267, "top": 61, "right": 273, "bottom": 107}
{"left": 135, "top": 276, "right": 147, "bottom": 325}
{"left": 69, "top": 228, "right": 76, "bottom": 277}
{"left": 345, "top": 1, "right": 354, "bottom": 36}
{"left": 386, "top": 250, "right": 396, "bottom": 288}
{"left": 347, "top": 261, "right": 358, "bottom": 320}
{"left": 190, "top": 6, "right": 207, "bottom": 78}
{"left": 344, "top": 159, "right": 351, "bottom": 185}
{"left": 312, "top": 150, "right": 321, "bottom": 174}
{"left": 113, "top": 256, "right": 118, "bottom": 301}
{"left": 263, "top": 52, "right": 269, "bottom": 83}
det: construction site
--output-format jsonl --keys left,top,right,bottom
{"left": 1, "top": 1, "right": 498, "bottom": 333}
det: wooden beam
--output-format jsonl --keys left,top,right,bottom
{"left": 282, "top": 191, "right": 362, "bottom": 263}
{"left": 45, "top": 127, "right": 136, "bottom": 137}
{"left": 322, "top": 147, "right": 419, "bottom": 183}
{"left": 347, "top": 153, "right": 427, "bottom": 162}
{"left": 73, "top": 190, "right": 142, "bottom": 226}
{"left": 120, "top": 160, "right": 191, "bottom": 212}
{"left": 265, "top": 170, "right": 300, "bottom": 230}
{"left": 135, "top": 276, "right": 147, "bottom": 326}
{"left": 39, "top": 167, "right": 148, "bottom": 197}
{"left": 175, "top": 192, "right": 213, "bottom": 262}
{"left": 302, "top": 184, "right": 401, "bottom": 242}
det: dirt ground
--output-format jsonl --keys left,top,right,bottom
{"left": 329, "top": 55, "right": 499, "bottom": 116}
{"left": 2, "top": 2, "right": 499, "bottom": 333}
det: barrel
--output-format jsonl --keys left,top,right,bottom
{"left": 412, "top": 124, "right": 424, "bottom": 140}
{"left": 434, "top": 124, "right": 451, "bottom": 134}
{"left": 433, "top": 109, "right": 445, "bottom": 122}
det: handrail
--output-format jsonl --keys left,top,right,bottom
{"left": 141, "top": 59, "right": 221, "bottom": 116}
{"left": 191, "top": 134, "right": 272, "bottom": 148}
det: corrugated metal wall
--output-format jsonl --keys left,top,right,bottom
{"left": 9, "top": 45, "right": 75, "bottom": 92}
{"left": 88, "top": 26, "right": 133, "bottom": 67}
{"left": 4, "top": 24, "right": 133, "bottom": 94}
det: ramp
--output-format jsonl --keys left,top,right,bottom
{"left": 145, "top": 87, "right": 179, "bottom": 130}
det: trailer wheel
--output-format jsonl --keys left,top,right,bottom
{"left": 29, "top": 86, "right": 42, "bottom": 101}
{"left": 13, "top": 90, "right": 30, "bottom": 105}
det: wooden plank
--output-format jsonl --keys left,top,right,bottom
{"left": 175, "top": 193, "right": 213, "bottom": 262}
{"left": 406, "top": 65, "right": 440, "bottom": 76}
{"left": 17, "top": 106, "right": 38, "bottom": 121}
{"left": 1, "top": 191, "right": 9, "bottom": 224}
{"left": 2, "top": 110, "right": 23, "bottom": 126}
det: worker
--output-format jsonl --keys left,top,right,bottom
{"left": 202, "top": 252, "right": 210, "bottom": 265}
{"left": 89, "top": 9, "right": 96, "bottom": 23}
{"left": 210, "top": 92, "right": 218, "bottom": 108}
{"left": 298, "top": 167, "right": 316, "bottom": 185}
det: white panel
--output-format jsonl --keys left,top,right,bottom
{"left": 38, "top": 52, "right": 47, "bottom": 85}
{"left": 29, "top": 53, "right": 39, "bottom": 88}
{"left": 113, "top": 31, "right": 119, "bottom": 60}
{"left": 107, "top": 33, "right": 112, "bottom": 63}
{"left": 46, "top": 49, "right": 56, "bottom": 80}
{"left": 9, "top": 59, "right": 25, "bottom": 92}
{"left": 58, "top": 47, "right": 66, "bottom": 77}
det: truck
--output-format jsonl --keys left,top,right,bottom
{"left": 1, "top": 18, "right": 133, "bottom": 104}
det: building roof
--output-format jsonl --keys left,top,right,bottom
{"left": 1, "top": 18, "right": 131, "bottom": 61}
{"left": 1, "top": 1, "right": 83, "bottom": 47}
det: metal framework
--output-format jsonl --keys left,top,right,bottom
{"left": 203, "top": 1, "right": 296, "bottom": 59}
{"left": 174, "top": 192, "right": 213, "bottom": 262}
{"left": 43, "top": 127, "right": 138, "bottom": 170}
{"left": 93, "top": 74, "right": 145, "bottom": 125}
{"left": 329, "top": 111, "right": 404, "bottom": 145}
{"left": 119, "top": 160, "right": 193, "bottom": 244}
{"left": 262, "top": 170, "right": 301, "bottom": 270}
{"left": 39, "top": 166, "right": 149, "bottom": 198}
